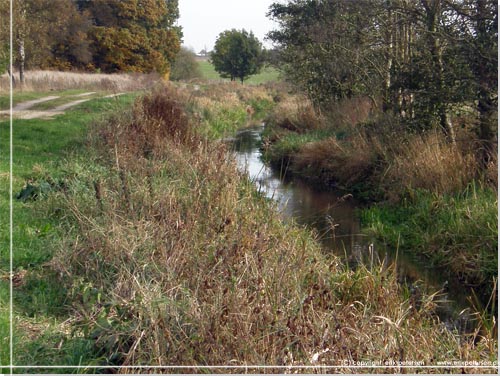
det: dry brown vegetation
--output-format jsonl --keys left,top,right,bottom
{"left": 0, "top": 70, "right": 160, "bottom": 93}
{"left": 264, "top": 97, "right": 497, "bottom": 200}
{"left": 41, "top": 85, "right": 495, "bottom": 371}
{"left": 178, "top": 81, "right": 280, "bottom": 138}
{"left": 263, "top": 95, "right": 497, "bottom": 311}
{"left": 294, "top": 133, "right": 381, "bottom": 189}
{"left": 265, "top": 95, "right": 326, "bottom": 133}
{"left": 384, "top": 131, "right": 479, "bottom": 195}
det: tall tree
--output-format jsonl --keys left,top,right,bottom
{"left": 419, "top": 0, "right": 457, "bottom": 140}
{"left": 210, "top": 29, "right": 264, "bottom": 83}
{"left": 267, "top": 0, "right": 496, "bottom": 150}
{"left": 81, "top": 0, "right": 181, "bottom": 75}
{"left": 448, "top": 0, "right": 498, "bottom": 158}
{"left": 49, "top": 4, "right": 92, "bottom": 70}
{"left": 12, "top": 0, "right": 27, "bottom": 83}
{"left": 9, "top": 0, "right": 91, "bottom": 82}
{"left": 472, "top": 0, "right": 497, "bottom": 156}
{"left": 268, "top": 0, "right": 386, "bottom": 106}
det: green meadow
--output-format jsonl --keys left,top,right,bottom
{"left": 197, "top": 59, "right": 280, "bottom": 84}
{"left": 0, "top": 92, "right": 139, "bottom": 368}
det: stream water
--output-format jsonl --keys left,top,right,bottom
{"left": 230, "top": 124, "right": 479, "bottom": 333}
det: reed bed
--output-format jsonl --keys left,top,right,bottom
{"left": 0, "top": 70, "right": 160, "bottom": 93}
{"left": 265, "top": 95, "right": 325, "bottom": 134}
{"left": 385, "top": 130, "right": 479, "bottom": 195}
{"left": 37, "top": 85, "right": 496, "bottom": 371}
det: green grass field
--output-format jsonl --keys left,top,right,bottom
{"left": 0, "top": 89, "right": 92, "bottom": 111}
{"left": 0, "top": 92, "right": 139, "bottom": 368}
{"left": 197, "top": 60, "right": 280, "bottom": 84}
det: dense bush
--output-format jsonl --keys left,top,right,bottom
{"left": 170, "top": 47, "right": 203, "bottom": 81}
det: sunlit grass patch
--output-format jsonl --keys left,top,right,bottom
{"left": 362, "top": 185, "right": 498, "bottom": 297}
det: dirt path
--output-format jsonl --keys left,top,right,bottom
{"left": 0, "top": 92, "right": 126, "bottom": 120}
{"left": 11, "top": 96, "right": 60, "bottom": 111}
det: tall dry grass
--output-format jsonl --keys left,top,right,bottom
{"left": 42, "top": 85, "right": 495, "bottom": 370}
{"left": 293, "top": 131, "right": 384, "bottom": 189}
{"left": 385, "top": 131, "right": 479, "bottom": 195}
{"left": 265, "top": 98, "right": 495, "bottom": 200}
{"left": 0, "top": 70, "right": 160, "bottom": 93}
{"left": 266, "top": 95, "right": 325, "bottom": 133}
{"left": 294, "top": 128, "right": 489, "bottom": 200}
{"left": 325, "top": 96, "right": 375, "bottom": 127}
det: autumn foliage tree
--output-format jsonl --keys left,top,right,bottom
{"left": 11, "top": 0, "right": 91, "bottom": 82}
{"left": 2, "top": 0, "right": 181, "bottom": 81}
{"left": 79, "top": 0, "right": 181, "bottom": 76}
{"left": 5, "top": 0, "right": 92, "bottom": 81}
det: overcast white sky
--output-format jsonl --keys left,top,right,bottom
{"left": 178, "top": 0, "right": 280, "bottom": 53}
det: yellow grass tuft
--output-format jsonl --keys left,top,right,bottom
{"left": 386, "top": 131, "right": 479, "bottom": 195}
{"left": 267, "top": 95, "right": 325, "bottom": 133}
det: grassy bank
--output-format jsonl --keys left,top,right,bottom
{"left": 181, "top": 81, "right": 280, "bottom": 138}
{"left": 363, "top": 186, "right": 498, "bottom": 299}
{"left": 0, "top": 93, "right": 141, "bottom": 369}
{"left": 2, "top": 84, "right": 496, "bottom": 371}
{"left": 0, "top": 81, "right": 278, "bottom": 368}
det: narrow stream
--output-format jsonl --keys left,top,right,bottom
{"left": 230, "top": 124, "right": 478, "bottom": 333}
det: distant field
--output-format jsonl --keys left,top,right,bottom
{"left": 198, "top": 60, "right": 280, "bottom": 84}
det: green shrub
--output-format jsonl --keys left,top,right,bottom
{"left": 170, "top": 47, "right": 203, "bottom": 81}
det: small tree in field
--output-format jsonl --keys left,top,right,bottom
{"left": 211, "top": 29, "right": 263, "bottom": 83}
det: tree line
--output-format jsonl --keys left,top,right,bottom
{"left": 267, "top": 0, "right": 497, "bottom": 156}
{"left": 0, "top": 0, "right": 181, "bottom": 83}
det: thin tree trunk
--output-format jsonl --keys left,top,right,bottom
{"left": 7, "top": 67, "right": 15, "bottom": 88}
{"left": 435, "top": 37, "right": 455, "bottom": 143}
{"left": 382, "top": 1, "right": 393, "bottom": 113}
{"left": 440, "top": 106, "right": 456, "bottom": 144}
{"left": 422, "top": 0, "right": 456, "bottom": 142}
{"left": 18, "top": 38, "right": 25, "bottom": 84}
{"left": 406, "top": 13, "right": 415, "bottom": 118}
{"left": 477, "top": 76, "right": 495, "bottom": 167}
{"left": 475, "top": 0, "right": 495, "bottom": 164}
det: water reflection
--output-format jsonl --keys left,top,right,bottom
{"left": 231, "top": 125, "right": 477, "bottom": 332}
